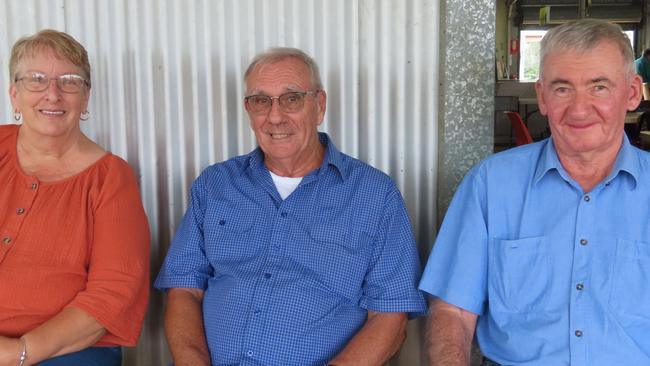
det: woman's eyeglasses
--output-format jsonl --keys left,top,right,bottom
{"left": 15, "top": 71, "right": 89, "bottom": 94}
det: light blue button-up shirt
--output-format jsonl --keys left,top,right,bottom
{"left": 156, "top": 133, "right": 426, "bottom": 366}
{"left": 419, "top": 137, "right": 650, "bottom": 365}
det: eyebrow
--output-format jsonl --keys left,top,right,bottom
{"left": 589, "top": 77, "right": 612, "bottom": 84}
{"left": 246, "top": 85, "right": 305, "bottom": 96}
{"left": 549, "top": 79, "right": 570, "bottom": 86}
{"left": 548, "top": 77, "right": 612, "bottom": 86}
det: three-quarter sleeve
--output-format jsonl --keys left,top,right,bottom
{"left": 67, "top": 160, "right": 150, "bottom": 346}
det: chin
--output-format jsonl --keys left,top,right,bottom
{"left": 266, "top": 150, "right": 296, "bottom": 160}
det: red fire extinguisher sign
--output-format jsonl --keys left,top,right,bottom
{"left": 510, "top": 39, "right": 519, "bottom": 54}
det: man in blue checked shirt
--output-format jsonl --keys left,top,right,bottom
{"left": 419, "top": 20, "right": 650, "bottom": 366}
{"left": 155, "top": 47, "right": 427, "bottom": 366}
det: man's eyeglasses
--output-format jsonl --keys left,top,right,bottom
{"left": 15, "top": 71, "right": 89, "bottom": 94}
{"left": 244, "top": 91, "right": 319, "bottom": 115}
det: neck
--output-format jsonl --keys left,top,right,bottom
{"left": 17, "top": 124, "right": 86, "bottom": 159}
{"left": 556, "top": 141, "right": 621, "bottom": 193}
{"left": 265, "top": 143, "right": 325, "bottom": 178}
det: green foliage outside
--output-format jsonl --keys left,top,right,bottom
{"left": 523, "top": 41, "right": 540, "bottom": 80}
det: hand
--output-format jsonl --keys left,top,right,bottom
{"left": 0, "top": 336, "right": 23, "bottom": 366}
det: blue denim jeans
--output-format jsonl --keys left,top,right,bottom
{"left": 34, "top": 347, "right": 121, "bottom": 366}
{"left": 482, "top": 357, "right": 502, "bottom": 366}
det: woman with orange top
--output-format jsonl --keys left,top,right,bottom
{"left": 0, "top": 30, "right": 150, "bottom": 366}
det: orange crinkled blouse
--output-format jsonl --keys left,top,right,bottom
{"left": 0, "top": 124, "right": 150, "bottom": 346}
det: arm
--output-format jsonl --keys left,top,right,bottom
{"left": 0, "top": 307, "right": 105, "bottom": 366}
{"left": 68, "top": 159, "right": 150, "bottom": 345}
{"left": 328, "top": 311, "right": 407, "bottom": 366}
{"left": 427, "top": 298, "right": 477, "bottom": 366}
{"left": 164, "top": 288, "right": 211, "bottom": 366}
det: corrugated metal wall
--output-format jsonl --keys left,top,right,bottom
{"left": 1, "top": 0, "right": 439, "bottom": 364}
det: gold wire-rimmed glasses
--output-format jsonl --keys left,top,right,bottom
{"left": 244, "top": 91, "right": 320, "bottom": 115}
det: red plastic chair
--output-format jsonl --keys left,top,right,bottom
{"left": 504, "top": 111, "right": 533, "bottom": 146}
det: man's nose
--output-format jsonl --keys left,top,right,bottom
{"left": 567, "top": 90, "right": 592, "bottom": 117}
{"left": 267, "top": 98, "right": 284, "bottom": 124}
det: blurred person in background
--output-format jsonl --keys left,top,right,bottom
{"left": 634, "top": 47, "right": 650, "bottom": 83}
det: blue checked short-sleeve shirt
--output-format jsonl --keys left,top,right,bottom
{"left": 419, "top": 137, "right": 650, "bottom": 366}
{"left": 156, "top": 133, "right": 427, "bottom": 366}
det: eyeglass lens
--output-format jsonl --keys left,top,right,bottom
{"left": 246, "top": 92, "right": 310, "bottom": 114}
{"left": 18, "top": 72, "right": 86, "bottom": 93}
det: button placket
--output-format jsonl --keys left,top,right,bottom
{"left": 569, "top": 189, "right": 595, "bottom": 362}
{"left": 241, "top": 205, "right": 289, "bottom": 361}
{"left": 0, "top": 179, "right": 41, "bottom": 264}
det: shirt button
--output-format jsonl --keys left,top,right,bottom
{"left": 30, "top": 183, "right": 38, "bottom": 190}
{"left": 280, "top": 212, "right": 288, "bottom": 218}
{"left": 576, "top": 283, "right": 584, "bottom": 291}
{"left": 218, "top": 219, "right": 226, "bottom": 225}
{"left": 246, "top": 350, "right": 254, "bottom": 357}
{"left": 2, "top": 236, "right": 11, "bottom": 244}
{"left": 16, "top": 208, "right": 25, "bottom": 215}
{"left": 580, "top": 239, "right": 588, "bottom": 246}
{"left": 264, "top": 273, "right": 272, "bottom": 279}
{"left": 575, "top": 330, "right": 583, "bottom": 337}
{"left": 584, "top": 195, "right": 590, "bottom": 202}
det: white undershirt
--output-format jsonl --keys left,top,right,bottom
{"left": 269, "top": 171, "right": 303, "bottom": 200}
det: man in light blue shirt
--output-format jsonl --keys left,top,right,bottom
{"left": 156, "top": 47, "right": 426, "bottom": 366}
{"left": 420, "top": 20, "right": 649, "bottom": 365}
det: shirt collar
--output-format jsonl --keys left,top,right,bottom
{"left": 316, "top": 132, "right": 349, "bottom": 180}
{"left": 241, "top": 132, "right": 350, "bottom": 181}
{"left": 534, "top": 136, "right": 639, "bottom": 188}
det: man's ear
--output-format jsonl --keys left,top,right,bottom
{"left": 534, "top": 80, "right": 548, "bottom": 116}
{"left": 316, "top": 90, "right": 327, "bottom": 125}
{"left": 626, "top": 74, "right": 643, "bottom": 111}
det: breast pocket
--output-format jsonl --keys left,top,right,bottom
{"left": 609, "top": 239, "right": 650, "bottom": 320}
{"left": 203, "top": 200, "right": 260, "bottom": 264}
{"left": 288, "top": 219, "right": 372, "bottom": 303}
{"left": 488, "top": 236, "right": 551, "bottom": 313}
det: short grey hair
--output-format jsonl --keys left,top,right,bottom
{"left": 539, "top": 19, "right": 635, "bottom": 79}
{"left": 244, "top": 47, "right": 323, "bottom": 91}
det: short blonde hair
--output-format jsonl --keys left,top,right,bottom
{"left": 10, "top": 29, "right": 91, "bottom": 87}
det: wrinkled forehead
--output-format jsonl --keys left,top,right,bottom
{"left": 246, "top": 57, "right": 313, "bottom": 93}
{"left": 541, "top": 41, "right": 628, "bottom": 78}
